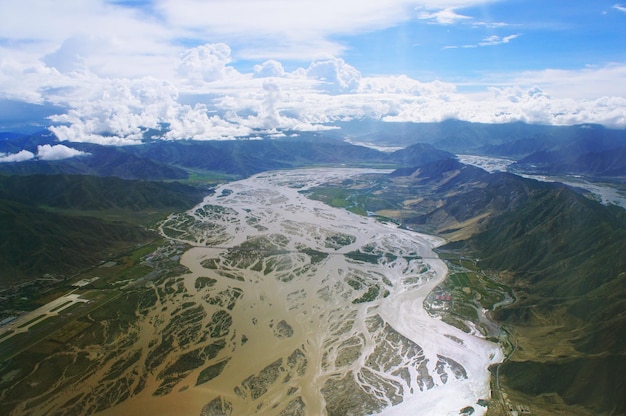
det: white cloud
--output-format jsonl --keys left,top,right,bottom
{"left": 1, "top": 12, "right": 626, "bottom": 146}
{"left": 36, "top": 144, "right": 88, "bottom": 160}
{"left": 156, "top": 0, "right": 418, "bottom": 42}
{"left": 176, "top": 43, "right": 239, "bottom": 84}
{"left": 306, "top": 58, "right": 361, "bottom": 92}
{"left": 498, "top": 63, "right": 626, "bottom": 100}
{"left": 36, "top": 57, "right": 626, "bottom": 144}
{"left": 0, "top": 0, "right": 505, "bottom": 67}
{"left": 613, "top": 4, "right": 626, "bottom": 13}
{"left": 478, "top": 33, "right": 520, "bottom": 46}
{"left": 0, "top": 59, "right": 67, "bottom": 103}
{"left": 163, "top": 104, "right": 253, "bottom": 140}
{"left": 0, "top": 150, "right": 35, "bottom": 163}
{"left": 254, "top": 60, "right": 286, "bottom": 78}
{"left": 43, "top": 35, "right": 109, "bottom": 74}
{"left": 417, "top": 7, "right": 472, "bottom": 24}
{"left": 48, "top": 76, "right": 183, "bottom": 145}
{"left": 0, "top": 0, "right": 177, "bottom": 79}
{"left": 445, "top": 33, "right": 520, "bottom": 49}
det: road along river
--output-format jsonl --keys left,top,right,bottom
{"left": 96, "top": 168, "right": 501, "bottom": 416}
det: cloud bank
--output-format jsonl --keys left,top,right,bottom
{"left": 1, "top": 44, "right": 625, "bottom": 145}
{"left": 0, "top": 0, "right": 625, "bottom": 145}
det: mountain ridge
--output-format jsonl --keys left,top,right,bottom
{"left": 0, "top": 174, "right": 208, "bottom": 285}
{"left": 386, "top": 160, "right": 626, "bottom": 415}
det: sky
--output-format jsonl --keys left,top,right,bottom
{"left": 0, "top": 0, "right": 626, "bottom": 145}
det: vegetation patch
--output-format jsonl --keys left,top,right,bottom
{"left": 196, "top": 359, "right": 230, "bottom": 386}
{"left": 345, "top": 250, "right": 380, "bottom": 264}
{"left": 325, "top": 233, "right": 356, "bottom": 250}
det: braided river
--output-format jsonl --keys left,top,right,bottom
{"left": 99, "top": 168, "right": 502, "bottom": 416}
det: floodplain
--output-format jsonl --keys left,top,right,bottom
{"left": 0, "top": 168, "right": 502, "bottom": 416}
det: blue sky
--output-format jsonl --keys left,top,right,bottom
{"left": 343, "top": 1, "right": 626, "bottom": 79}
{"left": 158, "top": 0, "right": 626, "bottom": 80}
{"left": 0, "top": 0, "right": 625, "bottom": 144}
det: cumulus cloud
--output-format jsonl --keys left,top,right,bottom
{"left": 164, "top": 104, "right": 252, "bottom": 140}
{"left": 37, "top": 56, "right": 626, "bottom": 144}
{"left": 177, "top": 43, "right": 239, "bottom": 84}
{"left": 260, "top": 82, "right": 282, "bottom": 129}
{"left": 306, "top": 58, "right": 361, "bottom": 92}
{"left": 0, "top": 59, "right": 66, "bottom": 103}
{"left": 0, "top": 150, "right": 35, "bottom": 163}
{"left": 253, "top": 60, "right": 286, "bottom": 78}
{"left": 48, "top": 76, "right": 183, "bottom": 144}
{"left": 36, "top": 144, "right": 88, "bottom": 160}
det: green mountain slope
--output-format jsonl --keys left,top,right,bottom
{"left": 0, "top": 175, "right": 208, "bottom": 285}
{"left": 0, "top": 199, "right": 156, "bottom": 286}
{"left": 0, "top": 174, "right": 208, "bottom": 212}
{"left": 391, "top": 162, "right": 626, "bottom": 415}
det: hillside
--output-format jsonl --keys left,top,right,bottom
{"left": 391, "top": 162, "right": 626, "bottom": 415}
{"left": 0, "top": 174, "right": 208, "bottom": 212}
{"left": 0, "top": 175, "right": 208, "bottom": 285}
{"left": 0, "top": 199, "right": 156, "bottom": 286}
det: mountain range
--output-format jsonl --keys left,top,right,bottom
{"left": 383, "top": 159, "right": 625, "bottom": 415}
{"left": 0, "top": 131, "right": 453, "bottom": 179}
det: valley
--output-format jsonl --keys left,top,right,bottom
{"left": 0, "top": 168, "right": 502, "bottom": 416}
{"left": 0, "top": 124, "right": 624, "bottom": 416}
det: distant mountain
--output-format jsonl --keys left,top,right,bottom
{"left": 512, "top": 145, "right": 626, "bottom": 177}
{"left": 386, "top": 143, "right": 455, "bottom": 166}
{"left": 128, "top": 135, "right": 390, "bottom": 175}
{"left": 335, "top": 119, "right": 626, "bottom": 158}
{"left": 0, "top": 134, "right": 188, "bottom": 180}
{"left": 0, "top": 131, "right": 455, "bottom": 179}
{"left": 4, "top": 120, "right": 626, "bottom": 168}
{"left": 0, "top": 175, "right": 208, "bottom": 285}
